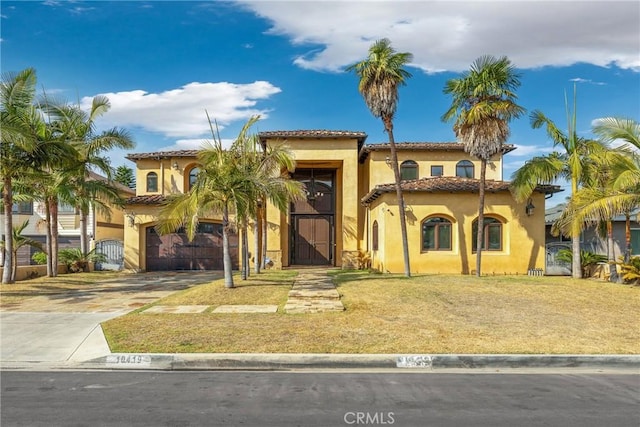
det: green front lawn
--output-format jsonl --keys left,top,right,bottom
{"left": 102, "top": 270, "right": 640, "bottom": 354}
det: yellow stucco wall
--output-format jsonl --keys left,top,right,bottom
{"left": 366, "top": 150, "right": 504, "bottom": 185}
{"left": 134, "top": 158, "right": 201, "bottom": 197}
{"left": 366, "top": 191, "right": 547, "bottom": 275}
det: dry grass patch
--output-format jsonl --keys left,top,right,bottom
{"left": 154, "top": 270, "right": 295, "bottom": 308}
{"left": 0, "top": 271, "right": 125, "bottom": 307}
{"left": 102, "top": 270, "right": 640, "bottom": 354}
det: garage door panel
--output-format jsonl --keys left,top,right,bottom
{"left": 145, "top": 224, "right": 237, "bottom": 272}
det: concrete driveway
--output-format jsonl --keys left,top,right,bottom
{"left": 0, "top": 271, "right": 221, "bottom": 366}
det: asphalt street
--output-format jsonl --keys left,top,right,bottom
{"left": 1, "top": 371, "right": 638, "bottom": 427}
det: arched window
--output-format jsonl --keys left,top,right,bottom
{"left": 146, "top": 172, "right": 158, "bottom": 192}
{"left": 422, "top": 217, "right": 452, "bottom": 251}
{"left": 372, "top": 220, "right": 379, "bottom": 251}
{"left": 400, "top": 160, "right": 418, "bottom": 180}
{"left": 472, "top": 217, "right": 503, "bottom": 251}
{"left": 456, "top": 160, "right": 474, "bottom": 178}
{"left": 188, "top": 167, "right": 200, "bottom": 191}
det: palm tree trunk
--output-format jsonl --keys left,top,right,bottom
{"left": 384, "top": 116, "right": 411, "bottom": 277}
{"left": 476, "top": 160, "right": 487, "bottom": 277}
{"left": 571, "top": 178, "right": 582, "bottom": 279}
{"left": 11, "top": 248, "right": 19, "bottom": 282}
{"left": 625, "top": 212, "right": 631, "bottom": 263}
{"left": 607, "top": 220, "right": 619, "bottom": 282}
{"left": 253, "top": 213, "right": 260, "bottom": 274}
{"left": 261, "top": 207, "right": 268, "bottom": 270}
{"left": 2, "top": 178, "right": 14, "bottom": 284}
{"left": 49, "top": 196, "right": 59, "bottom": 277}
{"left": 222, "top": 203, "right": 234, "bottom": 288}
{"left": 244, "top": 225, "right": 249, "bottom": 278}
{"left": 80, "top": 209, "right": 88, "bottom": 259}
{"left": 240, "top": 220, "right": 248, "bottom": 280}
{"left": 44, "top": 201, "right": 52, "bottom": 277}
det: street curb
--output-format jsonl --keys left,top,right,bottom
{"left": 75, "top": 353, "right": 640, "bottom": 371}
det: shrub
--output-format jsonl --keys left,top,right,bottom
{"left": 58, "top": 248, "right": 107, "bottom": 273}
{"left": 618, "top": 256, "right": 640, "bottom": 285}
{"left": 557, "top": 249, "right": 607, "bottom": 278}
{"left": 31, "top": 251, "right": 47, "bottom": 265}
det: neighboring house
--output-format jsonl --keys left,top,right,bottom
{"left": 545, "top": 203, "right": 640, "bottom": 259}
{"left": 0, "top": 172, "right": 134, "bottom": 269}
{"left": 123, "top": 130, "right": 560, "bottom": 275}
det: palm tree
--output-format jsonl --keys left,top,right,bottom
{"left": 442, "top": 55, "right": 525, "bottom": 277}
{"left": 1, "top": 68, "right": 70, "bottom": 283}
{"left": 157, "top": 115, "right": 302, "bottom": 288}
{"left": 44, "top": 96, "right": 135, "bottom": 257}
{"left": 0, "top": 219, "right": 44, "bottom": 281}
{"left": 232, "top": 124, "right": 304, "bottom": 276}
{"left": 346, "top": 38, "right": 413, "bottom": 277}
{"left": 511, "top": 87, "right": 607, "bottom": 278}
{"left": 556, "top": 118, "right": 640, "bottom": 265}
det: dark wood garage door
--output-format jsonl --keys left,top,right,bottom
{"left": 145, "top": 223, "right": 238, "bottom": 271}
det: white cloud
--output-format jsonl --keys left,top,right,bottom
{"left": 238, "top": 0, "right": 640, "bottom": 73}
{"left": 81, "top": 81, "right": 281, "bottom": 139}
{"left": 569, "top": 77, "right": 606, "bottom": 86}
{"left": 509, "top": 144, "right": 554, "bottom": 157}
{"left": 158, "top": 138, "right": 236, "bottom": 152}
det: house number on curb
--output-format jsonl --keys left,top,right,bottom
{"left": 106, "top": 354, "right": 151, "bottom": 366}
{"left": 396, "top": 355, "right": 433, "bottom": 368}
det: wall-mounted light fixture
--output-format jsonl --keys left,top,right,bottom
{"left": 385, "top": 156, "right": 391, "bottom": 167}
{"left": 126, "top": 212, "right": 136, "bottom": 227}
{"left": 172, "top": 161, "right": 180, "bottom": 171}
{"left": 525, "top": 198, "right": 535, "bottom": 216}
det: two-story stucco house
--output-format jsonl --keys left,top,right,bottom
{"left": 123, "top": 130, "right": 560, "bottom": 275}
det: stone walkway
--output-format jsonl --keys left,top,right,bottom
{"left": 284, "top": 269, "right": 345, "bottom": 314}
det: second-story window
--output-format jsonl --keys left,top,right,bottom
{"left": 456, "top": 160, "right": 474, "bottom": 178}
{"left": 188, "top": 167, "right": 200, "bottom": 191}
{"left": 147, "top": 172, "right": 158, "bottom": 192}
{"left": 400, "top": 160, "right": 418, "bottom": 180}
{"left": 431, "top": 165, "right": 443, "bottom": 177}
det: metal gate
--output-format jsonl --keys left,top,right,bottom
{"left": 95, "top": 239, "right": 124, "bottom": 271}
{"left": 545, "top": 243, "right": 571, "bottom": 276}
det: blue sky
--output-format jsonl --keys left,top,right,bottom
{"left": 2, "top": 0, "right": 639, "bottom": 207}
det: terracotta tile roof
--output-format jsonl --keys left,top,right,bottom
{"left": 358, "top": 142, "right": 516, "bottom": 162}
{"left": 258, "top": 130, "right": 367, "bottom": 140}
{"left": 126, "top": 150, "right": 200, "bottom": 161}
{"left": 361, "top": 177, "right": 562, "bottom": 205}
{"left": 258, "top": 130, "right": 368, "bottom": 151}
{"left": 126, "top": 194, "right": 166, "bottom": 205}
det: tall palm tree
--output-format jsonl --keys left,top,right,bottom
{"left": 44, "top": 96, "right": 135, "bottom": 257}
{"left": 346, "top": 38, "right": 413, "bottom": 277}
{"left": 157, "top": 115, "right": 302, "bottom": 288}
{"left": 233, "top": 124, "right": 304, "bottom": 276}
{"left": 1, "top": 68, "right": 71, "bottom": 283}
{"left": 556, "top": 118, "right": 640, "bottom": 265}
{"left": 511, "top": 87, "right": 607, "bottom": 278}
{"left": 442, "top": 55, "right": 525, "bottom": 277}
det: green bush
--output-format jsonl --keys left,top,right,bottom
{"left": 557, "top": 249, "right": 607, "bottom": 278}
{"left": 58, "top": 248, "right": 107, "bottom": 273}
{"left": 31, "top": 251, "right": 47, "bottom": 265}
